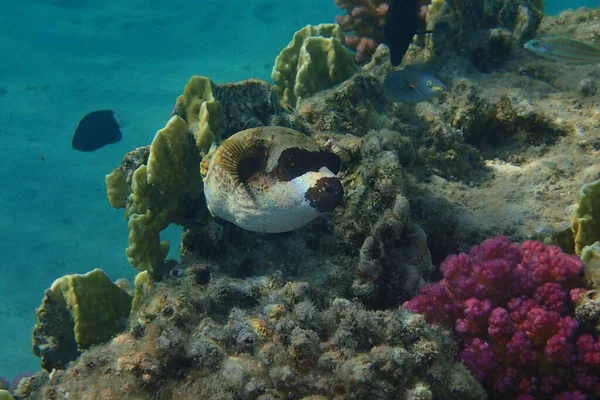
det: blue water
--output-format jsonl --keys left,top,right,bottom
{"left": 546, "top": 0, "right": 599, "bottom": 14}
{"left": 0, "top": 0, "right": 594, "bottom": 385}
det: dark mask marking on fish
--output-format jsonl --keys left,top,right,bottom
{"left": 273, "top": 148, "right": 341, "bottom": 182}
{"left": 72, "top": 110, "right": 122, "bottom": 152}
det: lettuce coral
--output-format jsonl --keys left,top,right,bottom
{"left": 272, "top": 24, "right": 356, "bottom": 108}
{"left": 572, "top": 179, "right": 600, "bottom": 255}
{"left": 106, "top": 115, "right": 203, "bottom": 275}
{"left": 32, "top": 269, "right": 132, "bottom": 370}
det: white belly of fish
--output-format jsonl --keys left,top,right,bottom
{"left": 204, "top": 169, "right": 334, "bottom": 233}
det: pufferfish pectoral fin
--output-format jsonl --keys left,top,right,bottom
{"left": 213, "top": 137, "right": 268, "bottom": 188}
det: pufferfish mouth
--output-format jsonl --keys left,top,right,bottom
{"left": 305, "top": 175, "right": 344, "bottom": 212}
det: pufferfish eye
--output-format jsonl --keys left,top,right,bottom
{"left": 426, "top": 80, "right": 433, "bottom": 88}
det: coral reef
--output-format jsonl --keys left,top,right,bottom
{"left": 17, "top": 266, "right": 485, "bottom": 400}
{"left": 32, "top": 269, "right": 132, "bottom": 371}
{"left": 13, "top": 6, "right": 600, "bottom": 400}
{"left": 181, "top": 123, "right": 433, "bottom": 309}
{"left": 272, "top": 24, "right": 356, "bottom": 108}
{"left": 334, "top": 0, "right": 543, "bottom": 69}
{"left": 403, "top": 236, "right": 599, "bottom": 399}
{"left": 106, "top": 77, "right": 306, "bottom": 276}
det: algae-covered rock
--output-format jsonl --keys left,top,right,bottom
{"left": 212, "top": 78, "right": 288, "bottom": 139}
{"left": 272, "top": 24, "right": 356, "bottom": 108}
{"left": 572, "top": 179, "right": 600, "bottom": 255}
{"left": 575, "top": 289, "right": 600, "bottom": 335}
{"left": 32, "top": 269, "right": 132, "bottom": 371}
{"left": 494, "top": 89, "right": 568, "bottom": 146}
{"left": 22, "top": 270, "right": 485, "bottom": 400}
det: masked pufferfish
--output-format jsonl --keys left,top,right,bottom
{"left": 201, "top": 126, "right": 344, "bottom": 233}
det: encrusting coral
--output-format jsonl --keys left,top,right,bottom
{"left": 171, "top": 75, "right": 222, "bottom": 151}
{"left": 105, "top": 76, "right": 220, "bottom": 276}
{"left": 580, "top": 242, "right": 600, "bottom": 290}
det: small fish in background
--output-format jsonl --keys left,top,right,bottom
{"left": 524, "top": 36, "right": 600, "bottom": 64}
{"left": 384, "top": 0, "right": 420, "bottom": 66}
{"left": 383, "top": 69, "right": 446, "bottom": 103}
{"left": 71, "top": 110, "right": 122, "bottom": 152}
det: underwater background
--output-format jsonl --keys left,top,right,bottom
{"left": 0, "top": 0, "right": 341, "bottom": 380}
{"left": 0, "top": 0, "right": 598, "bottom": 392}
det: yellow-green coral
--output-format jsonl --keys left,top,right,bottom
{"left": 173, "top": 75, "right": 222, "bottom": 152}
{"left": 107, "top": 77, "right": 220, "bottom": 275}
{"left": 47, "top": 269, "right": 132, "bottom": 351}
{"left": 572, "top": 179, "right": 600, "bottom": 255}
{"left": 0, "top": 390, "right": 14, "bottom": 400}
{"left": 131, "top": 270, "right": 154, "bottom": 313}
{"left": 124, "top": 116, "right": 203, "bottom": 274}
{"left": 126, "top": 211, "right": 170, "bottom": 274}
{"left": 272, "top": 24, "right": 356, "bottom": 108}
{"left": 581, "top": 242, "right": 600, "bottom": 289}
{"left": 105, "top": 169, "right": 129, "bottom": 209}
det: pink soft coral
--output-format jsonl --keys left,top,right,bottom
{"left": 403, "top": 236, "right": 596, "bottom": 399}
{"left": 334, "top": 0, "right": 388, "bottom": 63}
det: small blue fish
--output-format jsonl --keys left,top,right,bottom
{"left": 383, "top": 69, "right": 446, "bottom": 103}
